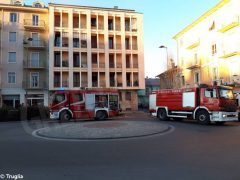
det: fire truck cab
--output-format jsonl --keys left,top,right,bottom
{"left": 50, "top": 89, "right": 120, "bottom": 121}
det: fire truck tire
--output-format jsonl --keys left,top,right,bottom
{"left": 96, "top": 111, "right": 107, "bottom": 120}
{"left": 196, "top": 110, "right": 210, "bottom": 125}
{"left": 60, "top": 111, "right": 71, "bottom": 122}
{"left": 157, "top": 109, "right": 168, "bottom": 121}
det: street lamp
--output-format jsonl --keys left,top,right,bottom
{"left": 159, "top": 45, "right": 169, "bottom": 71}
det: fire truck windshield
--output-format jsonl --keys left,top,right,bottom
{"left": 219, "top": 88, "right": 234, "bottom": 99}
{"left": 52, "top": 94, "right": 65, "bottom": 104}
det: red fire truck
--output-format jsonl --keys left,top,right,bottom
{"left": 49, "top": 89, "right": 120, "bottom": 121}
{"left": 149, "top": 84, "right": 239, "bottom": 125}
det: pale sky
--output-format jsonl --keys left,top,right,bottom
{"left": 26, "top": 0, "right": 220, "bottom": 77}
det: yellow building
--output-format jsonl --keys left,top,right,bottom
{"left": 174, "top": 0, "right": 240, "bottom": 91}
{"left": 48, "top": 3, "right": 145, "bottom": 110}
{"left": 0, "top": 0, "right": 49, "bottom": 107}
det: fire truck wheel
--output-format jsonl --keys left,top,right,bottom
{"left": 196, "top": 110, "right": 210, "bottom": 125}
{"left": 157, "top": 109, "right": 168, "bottom": 121}
{"left": 60, "top": 111, "right": 71, "bottom": 122}
{"left": 96, "top": 111, "right": 107, "bottom": 120}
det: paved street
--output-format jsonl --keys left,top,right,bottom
{"left": 1, "top": 113, "right": 240, "bottom": 180}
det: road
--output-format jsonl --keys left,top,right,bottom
{"left": 1, "top": 118, "right": 240, "bottom": 180}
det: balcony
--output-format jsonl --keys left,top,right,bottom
{"left": 187, "top": 42, "right": 200, "bottom": 50}
{"left": 53, "top": 81, "right": 69, "bottom": 88}
{"left": 23, "top": 61, "right": 45, "bottom": 69}
{"left": 219, "top": 16, "right": 239, "bottom": 33}
{"left": 22, "top": 81, "right": 47, "bottom": 90}
{"left": 23, "top": 40, "right": 45, "bottom": 49}
{"left": 219, "top": 51, "right": 240, "bottom": 59}
{"left": 24, "top": 19, "right": 45, "bottom": 30}
{"left": 186, "top": 60, "right": 201, "bottom": 70}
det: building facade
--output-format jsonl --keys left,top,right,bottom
{"left": 48, "top": 4, "right": 144, "bottom": 110}
{"left": 0, "top": 0, "right": 49, "bottom": 107}
{"left": 0, "top": 1, "right": 144, "bottom": 110}
{"left": 174, "top": 0, "right": 240, "bottom": 91}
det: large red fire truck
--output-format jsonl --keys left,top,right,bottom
{"left": 149, "top": 84, "right": 239, "bottom": 125}
{"left": 49, "top": 89, "right": 120, "bottom": 121}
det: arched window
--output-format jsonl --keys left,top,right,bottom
{"left": 34, "top": 3, "right": 42, "bottom": 8}
{"left": 33, "top": 1, "right": 44, "bottom": 8}
{"left": 13, "top": 0, "right": 23, "bottom": 6}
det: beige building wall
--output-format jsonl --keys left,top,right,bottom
{"left": 174, "top": 0, "right": 240, "bottom": 91}
{"left": 0, "top": 1, "right": 49, "bottom": 107}
{"left": 48, "top": 4, "right": 145, "bottom": 110}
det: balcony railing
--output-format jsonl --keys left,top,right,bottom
{"left": 62, "top": 81, "right": 69, "bottom": 87}
{"left": 219, "top": 16, "right": 239, "bottom": 33}
{"left": 99, "top": 43, "right": 105, "bottom": 49}
{"left": 110, "top": 80, "right": 115, "bottom": 87}
{"left": 54, "top": 81, "right": 60, "bottom": 88}
{"left": 186, "top": 60, "right": 201, "bottom": 70}
{"left": 117, "top": 82, "right": 122, "bottom": 87}
{"left": 22, "top": 81, "right": 47, "bottom": 89}
{"left": 81, "top": 81, "right": 88, "bottom": 87}
{"left": 92, "top": 81, "right": 98, "bottom": 87}
{"left": 81, "top": 63, "right": 88, "bottom": 68}
{"left": 23, "top": 61, "right": 45, "bottom": 69}
{"left": 100, "top": 81, "right": 106, "bottom": 87}
{"left": 62, "top": 61, "right": 69, "bottom": 67}
{"left": 73, "top": 81, "right": 80, "bottom": 87}
{"left": 99, "top": 62, "right": 105, "bottom": 68}
{"left": 24, "top": 40, "right": 45, "bottom": 49}
{"left": 24, "top": 19, "right": 45, "bottom": 30}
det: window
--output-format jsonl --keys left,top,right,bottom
{"left": 181, "top": 57, "right": 184, "bottom": 66}
{"left": 109, "top": 37, "right": 114, "bottom": 49}
{"left": 205, "top": 89, "right": 217, "bottom": 98}
{"left": 8, "top": 72, "right": 16, "bottom": 84}
{"left": 194, "top": 53, "right": 198, "bottom": 64}
{"left": 212, "top": 43, "right": 217, "bottom": 55}
{"left": 8, "top": 52, "right": 16, "bottom": 63}
{"left": 213, "top": 67, "right": 218, "bottom": 81}
{"left": 91, "top": 17, "right": 97, "bottom": 28}
{"left": 181, "top": 76, "right": 185, "bottom": 86}
{"left": 125, "top": 38, "right": 130, "bottom": 49}
{"left": 10, "top": 13, "right": 17, "bottom": 22}
{"left": 209, "top": 21, "right": 215, "bottom": 31}
{"left": 31, "top": 73, "right": 39, "bottom": 88}
{"left": 52, "top": 94, "right": 65, "bottom": 104}
{"left": 32, "top": 15, "right": 39, "bottom": 26}
{"left": 9, "top": 32, "right": 17, "bottom": 42}
{"left": 34, "top": 3, "right": 43, "bottom": 8}
{"left": 194, "top": 72, "right": 200, "bottom": 84}
{"left": 125, "top": 92, "right": 131, "bottom": 101}
{"left": 54, "top": 52, "right": 60, "bottom": 67}
{"left": 31, "top": 52, "right": 39, "bottom": 67}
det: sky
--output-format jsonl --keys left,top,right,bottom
{"left": 26, "top": 0, "right": 220, "bottom": 78}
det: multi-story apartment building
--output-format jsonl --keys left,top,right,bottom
{"left": 174, "top": 0, "right": 240, "bottom": 91}
{"left": 0, "top": 0, "right": 49, "bottom": 107}
{"left": 48, "top": 3, "right": 144, "bottom": 110}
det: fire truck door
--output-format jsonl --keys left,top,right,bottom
{"left": 71, "top": 93, "right": 84, "bottom": 118}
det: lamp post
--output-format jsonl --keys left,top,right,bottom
{"left": 159, "top": 45, "right": 169, "bottom": 71}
